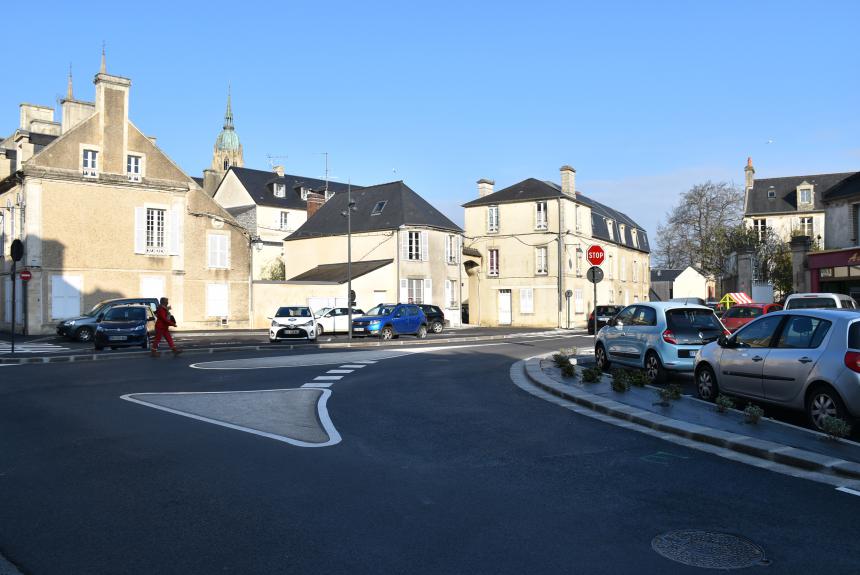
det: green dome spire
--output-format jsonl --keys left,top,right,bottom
{"left": 215, "top": 85, "right": 240, "bottom": 151}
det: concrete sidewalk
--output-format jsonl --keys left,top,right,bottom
{"left": 522, "top": 353, "right": 860, "bottom": 484}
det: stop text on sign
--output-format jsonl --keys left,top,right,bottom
{"left": 586, "top": 245, "right": 605, "bottom": 266}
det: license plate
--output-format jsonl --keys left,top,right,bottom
{"left": 109, "top": 336, "right": 128, "bottom": 341}
{"left": 354, "top": 327, "right": 365, "bottom": 332}
{"left": 284, "top": 330, "right": 300, "bottom": 334}
{"left": 677, "top": 349, "right": 695, "bottom": 358}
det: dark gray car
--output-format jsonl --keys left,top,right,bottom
{"left": 56, "top": 298, "right": 159, "bottom": 342}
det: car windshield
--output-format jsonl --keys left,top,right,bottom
{"left": 275, "top": 307, "right": 311, "bottom": 317}
{"left": 666, "top": 309, "right": 723, "bottom": 331}
{"left": 86, "top": 301, "right": 113, "bottom": 317}
{"left": 104, "top": 307, "right": 146, "bottom": 321}
{"left": 365, "top": 305, "right": 396, "bottom": 317}
{"left": 315, "top": 307, "right": 332, "bottom": 317}
{"left": 787, "top": 297, "right": 837, "bottom": 309}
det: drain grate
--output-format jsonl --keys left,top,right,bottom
{"left": 652, "top": 530, "right": 769, "bottom": 569}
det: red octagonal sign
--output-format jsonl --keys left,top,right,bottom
{"left": 19, "top": 270, "right": 32, "bottom": 281}
{"left": 586, "top": 245, "right": 605, "bottom": 267}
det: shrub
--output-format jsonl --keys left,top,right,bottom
{"left": 552, "top": 353, "right": 569, "bottom": 368}
{"left": 744, "top": 403, "right": 764, "bottom": 424}
{"left": 655, "top": 387, "right": 672, "bottom": 406}
{"left": 611, "top": 372, "right": 630, "bottom": 393}
{"left": 610, "top": 368, "right": 628, "bottom": 386}
{"left": 582, "top": 366, "right": 602, "bottom": 383}
{"left": 820, "top": 416, "right": 852, "bottom": 440}
{"left": 715, "top": 394, "right": 734, "bottom": 413}
{"left": 666, "top": 384, "right": 682, "bottom": 400}
{"left": 560, "top": 363, "right": 577, "bottom": 378}
{"left": 627, "top": 370, "right": 648, "bottom": 387}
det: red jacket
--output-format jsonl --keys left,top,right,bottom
{"left": 155, "top": 306, "right": 176, "bottom": 330}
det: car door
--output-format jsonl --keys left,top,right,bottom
{"left": 718, "top": 314, "right": 785, "bottom": 398}
{"left": 626, "top": 305, "right": 656, "bottom": 365}
{"left": 605, "top": 306, "right": 637, "bottom": 364}
{"left": 331, "top": 308, "right": 348, "bottom": 333}
{"left": 409, "top": 305, "right": 422, "bottom": 332}
{"left": 391, "top": 306, "right": 408, "bottom": 334}
{"left": 762, "top": 315, "right": 832, "bottom": 403}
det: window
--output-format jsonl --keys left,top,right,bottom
{"left": 632, "top": 306, "right": 657, "bottom": 326}
{"left": 608, "top": 290, "right": 615, "bottom": 304}
{"left": 280, "top": 211, "right": 289, "bottom": 231}
{"left": 274, "top": 183, "right": 286, "bottom": 198}
{"left": 606, "top": 219, "right": 615, "bottom": 241}
{"left": 733, "top": 315, "right": 783, "bottom": 348}
{"left": 408, "top": 231, "right": 422, "bottom": 261}
{"left": 776, "top": 316, "right": 831, "bottom": 349}
{"left": 607, "top": 254, "right": 613, "bottom": 279}
{"left": 574, "top": 289, "right": 583, "bottom": 313}
{"left": 620, "top": 256, "right": 626, "bottom": 281}
{"left": 206, "top": 283, "right": 228, "bottom": 317}
{"left": 576, "top": 248, "right": 583, "bottom": 276}
{"left": 487, "top": 205, "right": 499, "bottom": 233}
{"left": 82, "top": 149, "right": 98, "bottom": 177}
{"left": 575, "top": 204, "right": 582, "bottom": 232}
{"left": 488, "top": 249, "right": 499, "bottom": 277}
{"left": 446, "top": 279, "right": 457, "bottom": 308}
{"left": 223, "top": 158, "right": 230, "bottom": 170}
{"left": 520, "top": 288, "right": 534, "bottom": 314}
{"left": 799, "top": 216, "right": 813, "bottom": 237}
{"left": 535, "top": 246, "right": 548, "bottom": 275}
{"left": 371, "top": 201, "right": 387, "bottom": 215}
{"left": 632, "top": 260, "right": 638, "bottom": 282}
{"left": 631, "top": 229, "right": 639, "bottom": 249}
{"left": 619, "top": 224, "right": 626, "bottom": 243}
{"left": 446, "top": 234, "right": 459, "bottom": 264}
{"left": 146, "top": 208, "right": 166, "bottom": 255}
{"left": 799, "top": 188, "right": 812, "bottom": 204}
{"left": 407, "top": 278, "right": 424, "bottom": 304}
{"left": 325, "top": 190, "right": 334, "bottom": 201}
{"left": 767, "top": 189, "right": 776, "bottom": 199}
{"left": 127, "top": 155, "right": 141, "bottom": 182}
{"left": 753, "top": 218, "right": 767, "bottom": 241}
{"left": 207, "top": 234, "right": 229, "bottom": 269}
{"left": 300, "top": 188, "right": 309, "bottom": 201}
{"left": 535, "top": 201, "right": 547, "bottom": 230}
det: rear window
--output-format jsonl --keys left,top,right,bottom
{"left": 840, "top": 298, "right": 857, "bottom": 309}
{"left": 666, "top": 309, "right": 723, "bottom": 331}
{"left": 786, "top": 297, "right": 837, "bottom": 309}
{"left": 850, "top": 322, "right": 860, "bottom": 349}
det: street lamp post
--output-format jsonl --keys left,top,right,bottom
{"left": 341, "top": 181, "right": 356, "bottom": 341}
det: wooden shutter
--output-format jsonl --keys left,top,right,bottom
{"left": 400, "top": 231, "right": 409, "bottom": 261}
{"left": 423, "top": 278, "right": 432, "bottom": 304}
{"left": 169, "top": 207, "right": 181, "bottom": 256}
{"left": 520, "top": 288, "right": 533, "bottom": 314}
{"left": 445, "top": 235, "right": 451, "bottom": 263}
{"left": 134, "top": 207, "right": 146, "bottom": 254}
{"left": 399, "top": 279, "right": 408, "bottom": 303}
{"left": 421, "top": 231, "right": 429, "bottom": 261}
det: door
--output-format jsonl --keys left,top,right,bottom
{"left": 51, "top": 274, "right": 82, "bottom": 320}
{"left": 762, "top": 315, "right": 832, "bottom": 403}
{"left": 392, "top": 306, "right": 409, "bottom": 334}
{"left": 605, "top": 305, "right": 636, "bottom": 363}
{"left": 330, "top": 308, "right": 347, "bottom": 332}
{"left": 498, "top": 290, "right": 512, "bottom": 325}
{"left": 718, "top": 314, "right": 784, "bottom": 397}
{"left": 627, "top": 305, "right": 657, "bottom": 364}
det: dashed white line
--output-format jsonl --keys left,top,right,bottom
{"left": 339, "top": 365, "right": 366, "bottom": 369}
{"left": 302, "top": 382, "right": 334, "bottom": 388}
{"left": 314, "top": 375, "right": 343, "bottom": 381}
{"left": 327, "top": 369, "right": 354, "bottom": 374}
{"left": 836, "top": 486, "right": 860, "bottom": 496}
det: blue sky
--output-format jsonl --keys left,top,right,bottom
{"left": 4, "top": 1, "right": 859, "bottom": 241}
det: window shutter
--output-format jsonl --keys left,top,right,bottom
{"left": 445, "top": 280, "right": 452, "bottom": 309}
{"left": 169, "top": 207, "right": 181, "bottom": 256}
{"left": 399, "top": 279, "right": 408, "bottom": 302}
{"left": 134, "top": 207, "right": 146, "bottom": 254}
{"left": 487, "top": 207, "right": 492, "bottom": 231}
{"left": 225, "top": 235, "right": 231, "bottom": 269}
{"left": 423, "top": 278, "right": 432, "bottom": 304}
{"left": 520, "top": 288, "right": 533, "bottom": 314}
{"left": 207, "top": 235, "right": 215, "bottom": 268}
{"left": 421, "top": 231, "right": 429, "bottom": 261}
{"left": 400, "top": 231, "right": 409, "bottom": 261}
{"left": 445, "top": 236, "right": 451, "bottom": 263}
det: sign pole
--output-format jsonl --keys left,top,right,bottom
{"left": 593, "top": 272, "right": 598, "bottom": 345}
{"left": 10, "top": 259, "right": 15, "bottom": 355}
{"left": 585, "top": 244, "right": 605, "bottom": 343}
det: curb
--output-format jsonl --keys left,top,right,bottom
{"left": 0, "top": 330, "right": 576, "bottom": 365}
{"left": 522, "top": 355, "right": 860, "bottom": 482}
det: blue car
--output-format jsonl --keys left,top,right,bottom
{"left": 94, "top": 304, "right": 156, "bottom": 351}
{"left": 594, "top": 302, "right": 727, "bottom": 383}
{"left": 351, "top": 303, "right": 428, "bottom": 340}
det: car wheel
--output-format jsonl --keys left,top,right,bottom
{"left": 595, "top": 343, "right": 610, "bottom": 371}
{"left": 76, "top": 326, "right": 94, "bottom": 342}
{"left": 806, "top": 384, "right": 848, "bottom": 431}
{"left": 431, "top": 321, "right": 443, "bottom": 334}
{"left": 317, "top": 323, "right": 324, "bottom": 336}
{"left": 380, "top": 326, "right": 394, "bottom": 340}
{"left": 696, "top": 365, "right": 719, "bottom": 402}
{"left": 416, "top": 324, "right": 427, "bottom": 339}
{"left": 644, "top": 351, "right": 666, "bottom": 384}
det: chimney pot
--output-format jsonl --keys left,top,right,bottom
{"left": 477, "top": 178, "right": 495, "bottom": 198}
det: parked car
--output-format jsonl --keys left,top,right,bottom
{"left": 670, "top": 297, "right": 706, "bottom": 305}
{"left": 93, "top": 305, "right": 155, "bottom": 351}
{"left": 351, "top": 303, "right": 428, "bottom": 340}
{"left": 721, "top": 303, "right": 783, "bottom": 332}
{"left": 595, "top": 302, "right": 728, "bottom": 384}
{"left": 417, "top": 304, "right": 446, "bottom": 334}
{"left": 315, "top": 307, "right": 365, "bottom": 335}
{"left": 587, "top": 305, "right": 624, "bottom": 335}
{"left": 57, "top": 297, "right": 159, "bottom": 342}
{"left": 269, "top": 306, "right": 317, "bottom": 343}
{"left": 694, "top": 309, "right": 860, "bottom": 431}
{"left": 784, "top": 293, "right": 857, "bottom": 310}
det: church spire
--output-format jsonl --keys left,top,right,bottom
{"left": 67, "top": 63, "right": 74, "bottom": 100}
{"left": 223, "top": 84, "right": 234, "bottom": 130}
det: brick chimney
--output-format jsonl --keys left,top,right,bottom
{"left": 274, "top": 165, "right": 285, "bottom": 177}
{"left": 744, "top": 157, "right": 755, "bottom": 191}
{"left": 560, "top": 165, "right": 576, "bottom": 195}
{"left": 477, "top": 178, "right": 494, "bottom": 198}
{"left": 306, "top": 191, "right": 325, "bottom": 219}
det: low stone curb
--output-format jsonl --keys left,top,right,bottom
{"left": 523, "top": 355, "right": 860, "bottom": 482}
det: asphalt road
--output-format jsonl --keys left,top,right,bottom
{"left": 0, "top": 334, "right": 858, "bottom": 574}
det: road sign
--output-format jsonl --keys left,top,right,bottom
{"left": 19, "top": 270, "right": 32, "bottom": 281}
{"left": 10, "top": 239, "right": 23, "bottom": 262}
{"left": 586, "top": 266, "right": 604, "bottom": 284}
{"left": 586, "top": 245, "right": 605, "bottom": 267}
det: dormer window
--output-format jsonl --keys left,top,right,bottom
{"left": 799, "top": 187, "right": 813, "bottom": 205}
{"left": 606, "top": 219, "right": 615, "bottom": 241}
{"left": 631, "top": 229, "right": 639, "bottom": 249}
{"left": 619, "top": 224, "right": 626, "bottom": 242}
{"left": 82, "top": 149, "right": 98, "bottom": 178}
{"left": 371, "top": 201, "right": 387, "bottom": 215}
{"left": 273, "top": 183, "right": 286, "bottom": 198}
{"left": 300, "top": 188, "right": 309, "bottom": 201}
{"left": 767, "top": 188, "right": 776, "bottom": 199}
{"left": 126, "top": 154, "right": 141, "bottom": 182}
{"left": 325, "top": 190, "right": 334, "bottom": 201}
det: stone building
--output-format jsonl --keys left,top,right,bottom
{"left": 0, "top": 57, "right": 250, "bottom": 336}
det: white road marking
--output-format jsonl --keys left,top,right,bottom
{"left": 327, "top": 369, "right": 353, "bottom": 374}
{"left": 836, "top": 486, "right": 860, "bottom": 496}
{"left": 314, "top": 375, "right": 343, "bottom": 381}
{"left": 339, "top": 364, "right": 367, "bottom": 368}
{"left": 354, "top": 360, "right": 377, "bottom": 364}
{"left": 302, "top": 382, "right": 333, "bottom": 388}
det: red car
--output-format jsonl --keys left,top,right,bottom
{"left": 720, "top": 303, "right": 783, "bottom": 332}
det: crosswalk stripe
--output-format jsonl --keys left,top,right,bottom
{"left": 340, "top": 364, "right": 366, "bottom": 368}
{"left": 301, "top": 382, "right": 334, "bottom": 388}
{"left": 314, "top": 375, "right": 343, "bottom": 381}
{"left": 327, "top": 369, "right": 353, "bottom": 374}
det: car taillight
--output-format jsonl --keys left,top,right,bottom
{"left": 662, "top": 329, "right": 677, "bottom": 345}
{"left": 845, "top": 351, "right": 860, "bottom": 373}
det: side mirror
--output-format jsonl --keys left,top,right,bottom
{"left": 718, "top": 335, "right": 736, "bottom": 348}
{"left": 96, "top": 313, "right": 104, "bottom": 323}
{"left": 614, "top": 320, "right": 623, "bottom": 328}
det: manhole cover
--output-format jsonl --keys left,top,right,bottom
{"left": 652, "top": 530, "right": 768, "bottom": 569}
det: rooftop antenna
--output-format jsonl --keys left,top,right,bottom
{"left": 266, "top": 154, "right": 288, "bottom": 170}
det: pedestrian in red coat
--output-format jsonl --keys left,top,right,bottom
{"left": 151, "top": 297, "right": 181, "bottom": 357}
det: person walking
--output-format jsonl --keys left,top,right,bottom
{"left": 151, "top": 297, "right": 182, "bottom": 357}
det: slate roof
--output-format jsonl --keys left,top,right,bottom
{"left": 225, "top": 205, "right": 257, "bottom": 233}
{"left": 288, "top": 258, "right": 393, "bottom": 283}
{"left": 286, "top": 180, "right": 461, "bottom": 240}
{"left": 191, "top": 176, "right": 204, "bottom": 188}
{"left": 28, "top": 132, "right": 58, "bottom": 147}
{"left": 463, "top": 178, "right": 649, "bottom": 254}
{"left": 650, "top": 268, "right": 685, "bottom": 283}
{"left": 227, "top": 166, "right": 362, "bottom": 210}
{"left": 745, "top": 172, "right": 857, "bottom": 215}
{"left": 821, "top": 171, "right": 860, "bottom": 202}
{"left": 462, "top": 246, "right": 482, "bottom": 258}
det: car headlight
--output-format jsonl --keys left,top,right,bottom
{"left": 301, "top": 320, "right": 314, "bottom": 327}
{"left": 271, "top": 320, "right": 279, "bottom": 328}
{"left": 368, "top": 321, "right": 381, "bottom": 329}
{"left": 133, "top": 325, "right": 146, "bottom": 332}
{"left": 66, "top": 320, "right": 76, "bottom": 326}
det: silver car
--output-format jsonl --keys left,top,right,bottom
{"left": 694, "top": 309, "right": 860, "bottom": 430}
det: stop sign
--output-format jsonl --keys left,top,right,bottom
{"left": 19, "top": 270, "right": 32, "bottom": 281}
{"left": 586, "top": 245, "right": 605, "bottom": 266}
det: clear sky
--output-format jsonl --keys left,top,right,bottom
{"left": 4, "top": 1, "right": 859, "bottom": 243}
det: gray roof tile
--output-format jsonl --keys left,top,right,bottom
{"left": 288, "top": 259, "right": 393, "bottom": 283}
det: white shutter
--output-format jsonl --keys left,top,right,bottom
{"left": 399, "top": 279, "right": 408, "bottom": 303}
{"left": 445, "top": 235, "right": 451, "bottom": 263}
{"left": 401, "top": 231, "right": 409, "bottom": 261}
{"left": 169, "top": 207, "right": 181, "bottom": 255}
{"left": 423, "top": 278, "right": 432, "bottom": 304}
{"left": 520, "top": 288, "right": 534, "bottom": 314}
{"left": 445, "top": 280, "right": 452, "bottom": 309}
{"left": 4, "top": 277, "right": 23, "bottom": 321}
{"left": 206, "top": 283, "right": 229, "bottom": 317}
{"left": 574, "top": 289, "right": 584, "bottom": 313}
{"left": 51, "top": 275, "right": 82, "bottom": 319}
{"left": 225, "top": 234, "right": 231, "bottom": 269}
{"left": 421, "top": 231, "right": 429, "bottom": 261}
{"left": 458, "top": 236, "right": 462, "bottom": 263}
{"left": 134, "top": 207, "right": 146, "bottom": 254}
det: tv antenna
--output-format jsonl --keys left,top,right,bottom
{"left": 266, "top": 155, "right": 288, "bottom": 170}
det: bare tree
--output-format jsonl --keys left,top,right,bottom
{"left": 654, "top": 181, "right": 744, "bottom": 277}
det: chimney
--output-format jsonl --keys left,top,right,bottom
{"left": 306, "top": 191, "right": 325, "bottom": 219}
{"left": 560, "top": 165, "right": 576, "bottom": 195}
{"left": 744, "top": 157, "right": 755, "bottom": 191}
{"left": 274, "top": 165, "right": 285, "bottom": 177}
{"left": 93, "top": 62, "right": 131, "bottom": 175}
{"left": 477, "top": 178, "right": 494, "bottom": 198}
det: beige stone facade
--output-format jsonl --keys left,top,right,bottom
{"left": 0, "top": 64, "right": 250, "bottom": 335}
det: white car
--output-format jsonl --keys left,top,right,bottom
{"left": 315, "top": 307, "right": 364, "bottom": 335}
{"left": 784, "top": 293, "right": 857, "bottom": 310}
{"left": 269, "top": 306, "right": 317, "bottom": 343}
